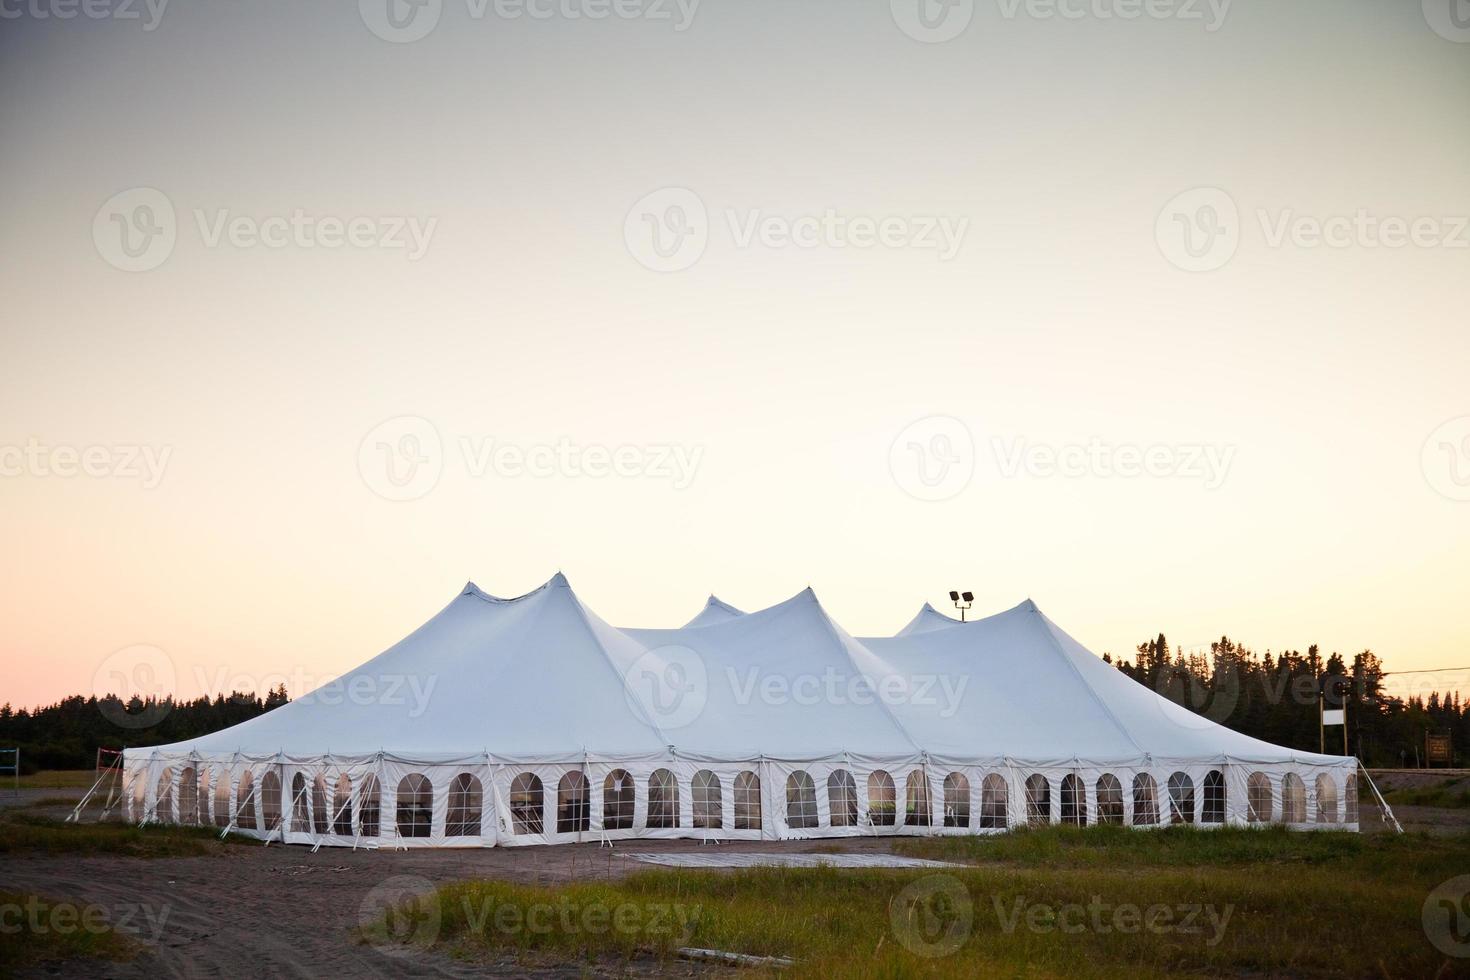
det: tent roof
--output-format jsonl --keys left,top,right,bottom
{"left": 139, "top": 576, "right": 1348, "bottom": 767}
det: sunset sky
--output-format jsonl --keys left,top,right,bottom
{"left": 2, "top": 0, "right": 1467, "bottom": 711}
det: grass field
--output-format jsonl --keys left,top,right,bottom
{"left": 372, "top": 826, "right": 1470, "bottom": 978}
{"left": 0, "top": 810, "right": 248, "bottom": 858}
{"left": 1384, "top": 777, "right": 1470, "bottom": 810}
{"left": 5, "top": 770, "right": 99, "bottom": 790}
{"left": 0, "top": 889, "right": 138, "bottom": 973}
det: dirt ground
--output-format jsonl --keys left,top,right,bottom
{"left": 5, "top": 778, "right": 1469, "bottom": 979}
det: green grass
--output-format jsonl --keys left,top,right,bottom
{"left": 1384, "top": 778, "right": 1470, "bottom": 809}
{"left": 377, "top": 826, "right": 1470, "bottom": 978}
{"left": 0, "top": 890, "right": 138, "bottom": 972}
{"left": 0, "top": 811, "right": 249, "bottom": 857}
{"left": 6, "top": 770, "right": 99, "bottom": 789}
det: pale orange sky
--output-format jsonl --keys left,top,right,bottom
{"left": 2, "top": 0, "right": 1468, "bottom": 711}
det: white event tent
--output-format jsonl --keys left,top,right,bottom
{"left": 120, "top": 574, "right": 1358, "bottom": 846}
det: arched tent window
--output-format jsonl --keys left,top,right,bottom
{"left": 867, "top": 771, "right": 896, "bottom": 827}
{"left": 692, "top": 770, "right": 722, "bottom": 829}
{"left": 196, "top": 768, "right": 211, "bottom": 826}
{"left": 128, "top": 769, "right": 146, "bottom": 821}
{"left": 333, "top": 775, "right": 353, "bottom": 835}
{"left": 312, "top": 774, "right": 330, "bottom": 834}
{"left": 603, "top": 770, "right": 635, "bottom": 830}
{"left": 734, "top": 770, "right": 761, "bottom": 830}
{"left": 1132, "top": 773, "right": 1159, "bottom": 826}
{"left": 396, "top": 773, "right": 433, "bottom": 838}
{"left": 236, "top": 770, "right": 257, "bottom": 829}
{"left": 786, "top": 771, "right": 818, "bottom": 829}
{"left": 178, "top": 766, "right": 197, "bottom": 826}
{"left": 449, "top": 773, "right": 485, "bottom": 836}
{"left": 828, "top": 770, "right": 859, "bottom": 827}
{"left": 1096, "top": 774, "right": 1123, "bottom": 824}
{"left": 1282, "top": 773, "right": 1306, "bottom": 823}
{"left": 213, "top": 772, "right": 231, "bottom": 828}
{"left": 1246, "top": 771, "right": 1271, "bottom": 823}
{"left": 1060, "top": 774, "right": 1086, "bottom": 827}
{"left": 1202, "top": 770, "right": 1225, "bottom": 824}
{"left": 647, "top": 769, "right": 680, "bottom": 829}
{"left": 943, "top": 773, "right": 970, "bottom": 828}
{"left": 260, "top": 771, "right": 283, "bottom": 831}
{"left": 154, "top": 768, "right": 174, "bottom": 824}
{"left": 358, "top": 774, "right": 381, "bottom": 837}
{"left": 1167, "top": 772, "right": 1195, "bottom": 825}
{"left": 1345, "top": 771, "right": 1358, "bottom": 823}
{"left": 1315, "top": 773, "right": 1338, "bottom": 823}
{"left": 510, "top": 773, "right": 545, "bottom": 835}
{"left": 291, "top": 773, "right": 310, "bottom": 832}
{"left": 905, "top": 772, "right": 933, "bottom": 827}
{"left": 1025, "top": 774, "right": 1051, "bottom": 826}
{"left": 557, "top": 772, "right": 589, "bottom": 834}
{"left": 979, "top": 774, "right": 1008, "bottom": 829}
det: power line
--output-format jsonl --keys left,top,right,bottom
{"left": 1380, "top": 666, "right": 1470, "bottom": 676}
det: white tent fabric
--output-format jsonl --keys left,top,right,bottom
{"left": 121, "top": 576, "right": 1359, "bottom": 846}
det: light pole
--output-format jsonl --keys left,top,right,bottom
{"left": 948, "top": 590, "right": 974, "bottom": 622}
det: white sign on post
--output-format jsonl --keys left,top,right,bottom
{"left": 1322, "top": 708, "right": 1346, "bottom": 726}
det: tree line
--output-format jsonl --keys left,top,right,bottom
{"left": 0, "top": 687, "right": 289, "bottom": 773}
{"left": 1110, "top": 634, "right": 1465, "bottom": 768}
